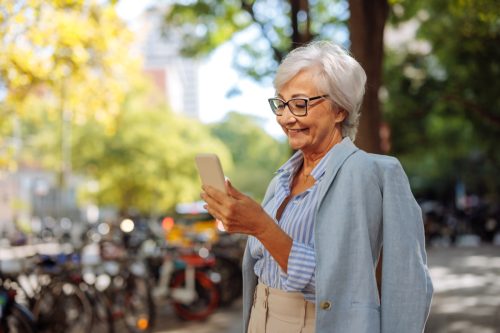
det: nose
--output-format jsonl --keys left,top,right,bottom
{"left": 278, "top": 105, "right": 297, "bottom": 124}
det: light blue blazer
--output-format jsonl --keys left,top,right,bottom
{"left": 242, "top": 137, "right": 433, "bottom": 333}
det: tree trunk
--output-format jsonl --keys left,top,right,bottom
{"left": 348, "top": 0, "right": 389, "bottom": 153}
{"left": 290, "top": 0, "right": 312, "bottom": 47}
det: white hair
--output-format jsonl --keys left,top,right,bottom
{"left": 274, "top": 41, "right": 367, "bottom": 140}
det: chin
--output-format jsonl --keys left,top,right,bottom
{"left": 287, "top": 138, "right": 307, "bottom": 151}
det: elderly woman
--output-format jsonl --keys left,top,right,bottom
{"left": 201, "top": 41, "right": 433, "bottom": 333}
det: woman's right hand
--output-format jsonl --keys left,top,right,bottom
{"left": 201, "top": 179, "right": 293, "bottom": 272}
{"left": 201, "top": 179, "right": 274, "bottom": 237}
{"left": 201, "top": 180, "right": 293, "bottom": 272}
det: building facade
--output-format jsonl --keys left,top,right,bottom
{"left": 138, "top": 5, "right": 200, "bottom": 119}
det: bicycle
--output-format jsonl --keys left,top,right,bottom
{"left": 147, "top": 240, "right": 220, "bottom": 321}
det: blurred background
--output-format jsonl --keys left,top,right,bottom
{"left": 0, "top": 0, "right": 499, "bottom": 332}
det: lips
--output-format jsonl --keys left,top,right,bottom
{"left": 288, "top": 128, "right": 307, "bottom": 133}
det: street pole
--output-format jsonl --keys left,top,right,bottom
{"left": 60, "top": 76, "right": 72, "bottom": 219}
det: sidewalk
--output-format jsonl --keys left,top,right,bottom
{"left": 151, "top": 245, "right": 500, "bottom": 333}
{"left": 425, "top": 245, "right": 500, "bottom": 333}
{"left": 153, "top": 298, "right": 242, "bottom": 333}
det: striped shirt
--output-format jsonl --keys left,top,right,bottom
{"left": 248, "top": 147, "right": 335, "bottom": 302}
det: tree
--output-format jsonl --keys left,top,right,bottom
{"left": 383, "top": 0, "right": 500, "bottom": 200}
{"left": 163, "top": 0, "right": 389, "bottom": 152}
{"left": 0, "top": 0, "right": 234, "bottom": 215}
{"left": 210, "top": 112, "right": 289, "bottom": 200}
{"left": 73, "top": 94, "right": 233, "bottom": 215}
{"left": 12, "top": 85, "right": 233, "bottom": 215}
{"left": 348, "top": 0, "right": 388, "bottom": 153}
{"left": 0, "top": 0, "right": 141, "bottom": 172}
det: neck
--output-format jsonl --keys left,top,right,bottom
{"left": 301, "top": 127, "right": 343, "bottom": 175}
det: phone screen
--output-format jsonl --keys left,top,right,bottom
{"left": 195, "top": 153, "right": 226, "bottom": 193}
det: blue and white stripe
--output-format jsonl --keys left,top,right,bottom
{"left": 248, "top": 147, "right": 334, "bottom": 302}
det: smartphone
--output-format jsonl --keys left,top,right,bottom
{"left": 195, "top": 153, "right": 226, "bottom": 193}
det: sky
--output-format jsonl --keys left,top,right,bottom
{"left": 115, "top": 0, "right": 285, "bottom": 139}
{"left": 197, "top": 43, "right": 283, "bottom": 137}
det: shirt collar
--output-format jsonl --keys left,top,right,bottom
{"left": 276, "top": 144, "right": 337, "bottom": 182}
{"left": 277, "top": 150, "right": 303, "bottom": 176}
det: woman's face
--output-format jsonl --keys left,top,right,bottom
{"left": 276, "top": 69, "right": 345, "bottom": 155}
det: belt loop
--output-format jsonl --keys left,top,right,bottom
{"left": 302, "top": 300, "right": 307, "bottom": 329}
{"left": 263, "top": 284, "right": 269, "bottom": 331}
{"left": 264, "top": 285, "right": 269, "bottom": 310}
{"left": 252, "top": 286, "right": 258, "bottom": 308}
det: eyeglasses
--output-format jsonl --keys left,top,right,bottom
{"left": 268, "top": 95, "right": 329, "bottom": 117}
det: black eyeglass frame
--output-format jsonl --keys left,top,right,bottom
{"left": 267, "top": 95, "right": 329, "bottom": 117}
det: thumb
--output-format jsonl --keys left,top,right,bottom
{"left": 225, "top": 179, "right": 244, "bottom": 199}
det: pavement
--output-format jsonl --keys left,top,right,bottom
{"left": 152, "top": 298, "right": 242, "bottom": 333}
{"left": 425, "top": 245, "right": 500, "bottom": 333}
{"left": 151, "top": 245, "right": 500, "bottom": 333}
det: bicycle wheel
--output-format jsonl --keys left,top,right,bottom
{"left": 170, "top": 270, "right": 220, "bottom": 321}
{"left": 85, "top": 286, "right": 114, "bottom": 333}
{"left": 32, "top": 279, "right": 93, "bottom": 333}
{"left": 2, "top": 302, "right": 37, "bottom": 333}
{"left": 214, "top": 257, "right": 242, "bottom": 307}
{"left": 115, "top": 273, "right": 155, "bottom": 333}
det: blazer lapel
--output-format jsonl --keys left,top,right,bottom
{"left": 261, "top": 138, "right": 359, "bottom": 209}
{"left": 315, "top": 137, "right": 359, "bottom": 209}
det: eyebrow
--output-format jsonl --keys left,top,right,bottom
{"left": 277, "top": 93, "right": 310, "bottom": 99}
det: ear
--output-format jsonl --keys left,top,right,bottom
{"left": 333, "top": 107, "right": 347, "bottom": 124}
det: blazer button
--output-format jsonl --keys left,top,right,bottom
{"left": 320, "top": 300, "right": 332, "bottom": 311}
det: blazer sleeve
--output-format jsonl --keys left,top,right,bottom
{"left": 380, "top": 159, "right": 433, "bottom": 333}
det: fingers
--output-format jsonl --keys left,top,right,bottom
{"left": 202, "top": 180, "right": 244, "bottom": 202}
{"left": 225, "top": 179, "right": 245, "bottom": 199}
{"left": 202, "top": 184, "right": 227, "bottom": 204}
{"left": 203, "top": 201, "right": 231, "bottom": 233}
{"left": 201, "top": 192, "right": 224, "bottom": 216}
{"left": 200, "top": 181, "right": 252, "bottom": 234}
{"left": 203, "top": 203, "right": 223, "bottom": 223}
{"left": 200, "top": 185, "right": 231, "bottom": 219}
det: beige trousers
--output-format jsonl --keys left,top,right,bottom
{"left": 247, "top": 283, "right": 316, "bottom": 333}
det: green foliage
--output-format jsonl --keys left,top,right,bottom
{"left": 163, "top": 0, "right": 347, "bottom": 81}
{"left": 0, "top": 0, "right": 139, "bottom": 129}
{"left": 384, "top": 0, "right": 500, "bottom": 200}
{"left": 210, "top": 112, "right": 289, "bottom": 200}
{"left": 164, "top": 0, "right": 253, "bottom": 57}
{"left": 0, "top": 0, "right": 234, "bottom": 215}
{"left": 72, "top": 95, "right": 232, "bottom": 214}
{"left": 12, "top": 87, "right": 232, "bottom": 215}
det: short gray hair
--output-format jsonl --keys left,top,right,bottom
{"left": 274, "top": 41, "right": 366, "bottom": 140}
